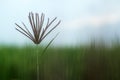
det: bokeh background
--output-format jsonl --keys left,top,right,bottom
{"left": 1, "top": 0, "right": 120, "bottom": 80}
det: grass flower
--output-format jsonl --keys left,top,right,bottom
{"left": 15, "top": 12, "right": 61, "bottom": 44}
{"left": 15, "top": 12, "right": 61, "bottom": 80}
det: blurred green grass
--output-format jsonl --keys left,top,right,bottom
{"left": 0, "top": 43, "right": 120, "bottom": 80}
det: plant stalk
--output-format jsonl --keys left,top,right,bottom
{"left": 36, "top": 45, "right": 39, "bottom": 80}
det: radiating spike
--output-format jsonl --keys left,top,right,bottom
{"left": 22, "top": 22, "right": 34, "bottom": 40}
{"left": 41, "top": 20, "right": 61, "bottom": 41}
{"left": 15, "top": 28, "right": 34, "bottom": 42}
{"left": 16, "top": 12, "right": 61, "bottom": 44}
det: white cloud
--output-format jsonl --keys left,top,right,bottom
{"left": 63, "top": 12, "right": 120, "bottom": 29}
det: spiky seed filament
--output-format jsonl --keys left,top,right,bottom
{"left": 15, "top": 12, "right": 61, "bottom": 44}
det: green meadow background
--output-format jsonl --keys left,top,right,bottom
{"left": 0, "top": 42, "right": 120, "bottom": 80}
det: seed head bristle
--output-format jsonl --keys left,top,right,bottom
{"left": 15, "top": 12, "right": 61, "bottom": 44}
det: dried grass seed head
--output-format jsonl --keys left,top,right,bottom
{"left": 15, "top": 12, "right": 61, "bottom": 44}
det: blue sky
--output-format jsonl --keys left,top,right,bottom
{"left": 0, "top": 0, "right": 120, "bottom": 46}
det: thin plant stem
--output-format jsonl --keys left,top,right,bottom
{"left": 41, "top": 32, "right": 59, "bottom": 56}
{"left": 36, "top": 44, "right": 39, "bottom": 80}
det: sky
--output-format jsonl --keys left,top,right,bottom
{"left": 0, "top": 0, "right": 120, "bottom": 46}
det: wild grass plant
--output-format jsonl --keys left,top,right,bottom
{"left": 15, "top": 12, "right": 61, "bottom": 80}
